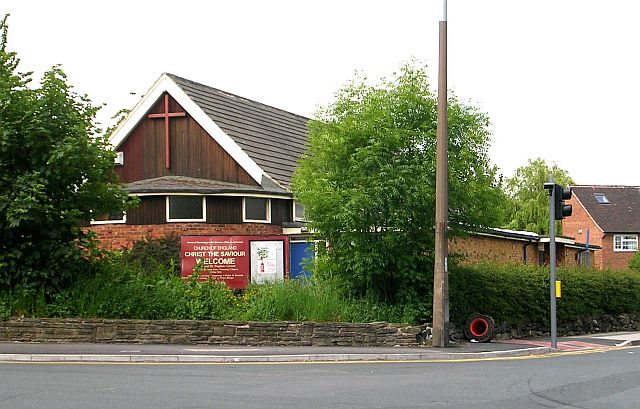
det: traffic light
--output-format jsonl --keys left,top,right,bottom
{"left": 554, "top": 184, "right": 572, "bottom": 220}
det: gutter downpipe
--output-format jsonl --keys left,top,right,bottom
{"left": 523, "top": 239, "right": 535, "bottom": 264}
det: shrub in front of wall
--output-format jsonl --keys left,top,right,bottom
{"left": 49, "top": 255, "right": 178, "bottom": 319}
{"left": 449, "top": 263, "right": 640, "bottom": 328}
{"left": 449, "top": 263, "right": 549, "bottom": 326}
{"left": 556, "top": 267, "right": 640, "bottom": 321}
{"left": 34, "top": 253, "right": 238, "bottom": 320}
{"left": 127, "top": 234, "right": 181, "bottom": 276}
{"left": 628, "top": 251, "right": 640, "bottom": 272}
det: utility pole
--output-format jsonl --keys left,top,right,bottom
{"left": 432, "top": 0, "right": 449, "bottom": 348}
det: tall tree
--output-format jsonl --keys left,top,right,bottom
{"left": 0, "top": 15, "right": 130, "bottom": 291}
{"left": 503, "top": 158, "right": 574, "bottom": 235}
{"left": 291, "top": 63, "right": 506, "bottom": 304}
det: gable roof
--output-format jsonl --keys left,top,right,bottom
{"left": 571, "top": 185, "right": 640, "bottom": 233}
{"left": 108, "top": 73, "right": 309, "bottom": 189}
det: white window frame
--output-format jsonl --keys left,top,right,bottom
{"left": 293, "top": 201, "right": 305, "bottom": 222}
{"left": 243, "top": 197, "right": 271, "bottom": 223}
{"left": 613, "top": 234, "right": 638, "bottom": 252}
{"left": 166, "top": 195, "right": 206, "bottom": 222}
{"left": 114, "top": 151, "right": 124, "bottom": 166}
{"left": 90, "top": 212, "right": 126, "bottom": 225}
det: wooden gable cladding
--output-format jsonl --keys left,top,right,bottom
{"left": 115, "top": 93, "right": 258, "bottom": 186}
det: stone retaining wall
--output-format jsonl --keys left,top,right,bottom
{"left": 0, "top": 319, "right": 423, "bottom": 347}
{"left": 448, "top": 313, "right": 640, "bottom": 342}
{"left": 2, "top": 314, "right": 638, "bottom": 346}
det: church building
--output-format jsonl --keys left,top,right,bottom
{"left": 89, "top": 73, "right": 312, "bottom": 287}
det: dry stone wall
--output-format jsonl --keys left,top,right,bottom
{"left": 2, "top": 314, "right": 638, "bottom": 347}
{"left": 0, "top": 319, "right": 422, "bottom": 347}
{"left": 447, "top": 313, "right": 640, "bottom": 342}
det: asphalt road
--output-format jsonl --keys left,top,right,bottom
{"left": 1, "top": 347, "right": 639, "bottom": 409}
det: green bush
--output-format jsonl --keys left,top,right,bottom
{"left": 628, "top": 251, "right": 640, "bottom": 272}
{"left": 126, "top": 234, "right": 181, "bottom": 276}
{"left": 168, "top": 269, "right": 238, "bottom": 321}
{"left": 450, "top": 263, "right": 640, "bottom": 326}
{"left": 0, "top": 294, "right": 10, "bottom": 319}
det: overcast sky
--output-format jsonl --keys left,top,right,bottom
{"left": 3, "top": 0, "right": 639, "bottom": 186}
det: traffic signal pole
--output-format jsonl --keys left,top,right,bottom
{"left": 547, "top": 176, "right": 558, "bottom": 349}
{"left": 544, "top": 178, "right": 572, "bottom": 350}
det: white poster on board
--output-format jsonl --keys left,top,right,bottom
{"left": 250, "top": 240, "right": 284, "bottom": 284}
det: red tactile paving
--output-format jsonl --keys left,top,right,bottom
{"left": 496, "top": 339, "right": 608, "bottom": 351}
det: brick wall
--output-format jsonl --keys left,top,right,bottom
{"left": 600, "top": 234, "right": 636, "bottom": 270}
{"left": 450, "top": 235, "right": 536, "bottom": 266}
{"left": 89, "top": 223, "right": 284, "bottom": 250}
{"left": 563, "top": 195, "right": 604, "bottom": 268}
{"left": 562, "top": 247, "right": 584, "bottom": 268}
{"left": 0, "top": 319, "right": 422, "bottom": 347}
{"left": 450, "top": 234, "right": 595, "bottom": 268}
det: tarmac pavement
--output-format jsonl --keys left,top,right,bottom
{"left": 1, "top": 331, "right": 638, "bottom": 363}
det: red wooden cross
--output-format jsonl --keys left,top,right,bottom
{"left": 148, "top": 94, "right": 186, "bottom": 169}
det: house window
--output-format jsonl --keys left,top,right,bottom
{"left": 90, "top": 210, "right": 126, "bottom": 225}
{"left": 244, "top": 197, "right": 271, "bottom": 223}
{"left": 614, "top": 234, "right": 638, "bottom": 252}
{"left": 594, "top": 193, "right": 609, "bottom": 204}
{"left": 167, "top": 196, "right": 205, "bottom": 222}
{"left": 293, "top": 201, "right": 305, "bottom": 221}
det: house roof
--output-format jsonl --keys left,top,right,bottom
{"left": 108, "top": 73, "right": 309, "bottom": 190}
{"left": 126, "top": 176, "right": 290, "bottom": 197}
{"left": 166, "top": 74, "right": 309, "bottom": 189}
{"left": 571, "top": 185, "right": 640, "bottom": 233}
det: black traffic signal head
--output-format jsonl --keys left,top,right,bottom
{"left": 554, "top": 184, "right": 572, "bottom": 220}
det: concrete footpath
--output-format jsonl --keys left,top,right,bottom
{"left": 1, "top": 332, "right": 639, "bottom": 363}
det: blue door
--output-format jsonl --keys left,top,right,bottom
{"left": 290, "top": 242, "right": 314, "bottom": 280}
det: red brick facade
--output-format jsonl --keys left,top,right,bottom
{"left": 599, "top": 234, "right": 636, "bottom": 271}
{"left": 562, "top": 195, "right": 603, "bottom": 268}
{"left": 563, "top": 195, "right": 635, "bottom": 271}
{"left": 89, "top": 223, "right": 284, "bottom": 250}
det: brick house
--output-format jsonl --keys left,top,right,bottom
{"left": 563, "top": 186, "right": 640, "bottom": 270}
{"left": 90, "top": 73, "right": 314, "bottom": 285}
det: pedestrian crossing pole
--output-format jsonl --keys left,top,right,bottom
{"left": 545, "top": 176, "right": 558, "bottom": 349}
{"left": 432, "top": 0, "right": 449, "bottom": 348}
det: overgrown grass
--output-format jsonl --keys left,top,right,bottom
{"left": 1, "top": 254, "right": 235, "bottom": 320}
{"left": 2, "top": 256, "right": 639, "bottom": 327}
{"left": 0, "top": 253, "right": 407, "bottom": 323}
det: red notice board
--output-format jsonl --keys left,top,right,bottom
{"left": 181, "top": 236, "right": 288, "bottom": 289}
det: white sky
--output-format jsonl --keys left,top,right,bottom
{"left": 2, "top": 0, "right": 639, "bottom": 186}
